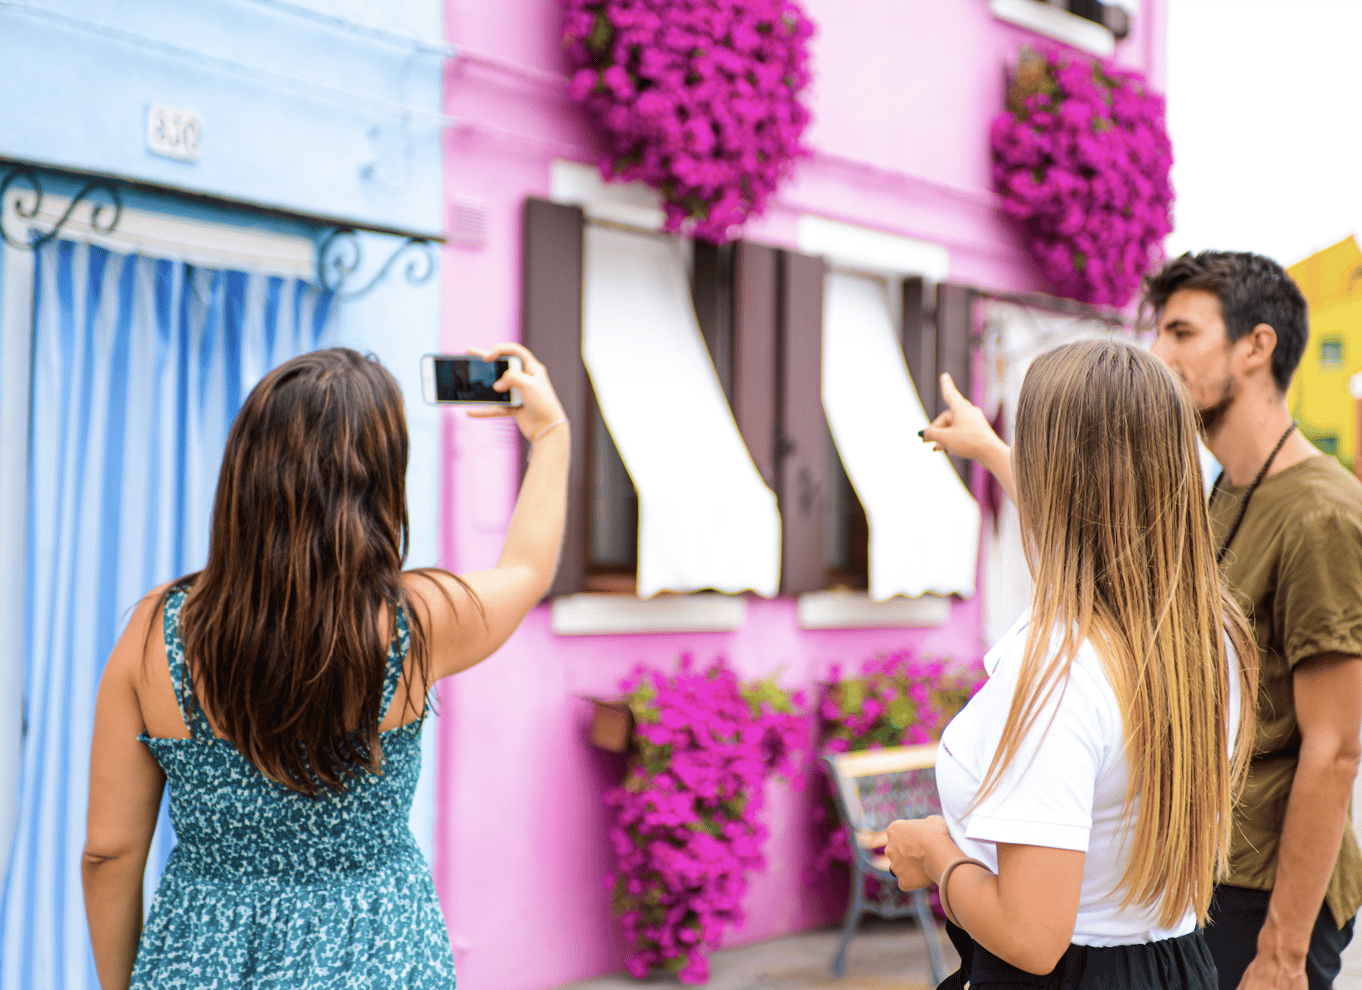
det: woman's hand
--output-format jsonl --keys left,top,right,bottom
{"left": 868, "top": 815, "right": 955, "bottom": 891}
{"left": 877, "top": 815, "right": 1086, "bottom": 975}
{"left": 466, "top": 343, "right": 567, "bottom": 441}
{"left": 922, "top": 373, "right": 1015, "bottom": 503}
{"left": 923, "top": 373, "right": 1002, "bottom": 460}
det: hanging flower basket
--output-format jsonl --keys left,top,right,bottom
{"left": 990, "top": 47, "right": 1173, "bottom": 306}
{"left": 562, "top": 0, "right": 815, "bottom": 243}
{"left": 603, "top": 656, "right": 809, "bottom": 983}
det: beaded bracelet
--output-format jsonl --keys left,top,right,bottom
{"left": 938, "top": 856, "right": 991, "bottom": 928}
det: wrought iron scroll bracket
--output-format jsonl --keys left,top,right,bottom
{"left": 318, "top": 228, "right": 436, "bottom": 300}
{"left": 0, "top": 165, "right": 124, "bottom": 250}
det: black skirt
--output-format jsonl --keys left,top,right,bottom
{"left": 938, "top": 921, "right": 1217, "bottom": 990}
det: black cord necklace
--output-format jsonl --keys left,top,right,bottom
{"left": 1208, "top": 420, "right": 1297, "bottom": 564}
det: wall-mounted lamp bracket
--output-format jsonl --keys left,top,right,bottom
{"left": 0, "top": 165, "right": 123, "bottom": 250}
{"left": 317, "top": 228, "right": 437, "bottom": 300}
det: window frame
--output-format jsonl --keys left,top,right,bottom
{"left": 989, "top": 0, "right": 1128, "bottom": 57}
{"left": 521, "top": 193, "right": 970, "bottom": 629}
{"left": 580, "top": 238, "right": 725, "bottom": 592}
{"left": 1311, "top": 433, "right": 1340, "bottom": 457}
{"left": 520, "top": 196, "right": 779, "bottom": 606}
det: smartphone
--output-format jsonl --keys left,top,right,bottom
{"left": 421, "top": 354, "right": 522, "bottom": 406}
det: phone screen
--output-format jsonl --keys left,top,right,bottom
{"left": 433, "top": 357, "right": 510, "bottom": 403}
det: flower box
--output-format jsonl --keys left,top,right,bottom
{"left": 588, "top": 698, "right": 634, "bottom": 753}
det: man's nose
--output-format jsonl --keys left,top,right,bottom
{"left": 1149, "top": 334, "right": 1173, "bottom": 364}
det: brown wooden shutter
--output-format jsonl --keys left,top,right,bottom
{"left": 692, "top": 241, "right": 734, "bottom": 402}
{"left": 935, "top": 282, "right": 975, "bottom": 485}
{"left": 776, "top": 249, "right": 827, "bottom": 595}
{"left": 520, "top": 197, "right": 588, "bottom": 597}
{"left": 731, "top": 241, "right": 780, "bottom": 491}
{"left": 901, "top": 275, "right": 935, "bottom": 416}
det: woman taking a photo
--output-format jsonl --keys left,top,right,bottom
{"left": 81, "top": 344, "right": 567, "bottom": 989}
{"left": 884, "top": 341, "right": 1257, "bottom": 990}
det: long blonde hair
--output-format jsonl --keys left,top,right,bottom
{"left": 976, "top": 340, "right": 1257, "bottom": 928}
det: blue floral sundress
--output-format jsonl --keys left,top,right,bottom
{"left": 131, "top": 588, "right": 457, "bottom": 988}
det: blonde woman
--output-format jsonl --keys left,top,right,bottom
{"left": 883, "top": 341, "right": 1257, "bottom": 990}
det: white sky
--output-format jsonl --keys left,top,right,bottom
{"left": 1166, "top": 0, "right": 1362, "bottom": 268}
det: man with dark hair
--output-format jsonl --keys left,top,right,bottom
{"left": 922, "top": 250, "right": 1362, "bottom": 990}
{"left": 1143, "top": 251, "right": 1311, "bottom": 424}
{"left": 1143, "top": 252, "right": 1362, "bottom": 990}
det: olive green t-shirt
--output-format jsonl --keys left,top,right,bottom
{"left": 1210, "top": 455, "right": 1362, "bottom": 927}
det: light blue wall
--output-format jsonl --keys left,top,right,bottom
{"left": 0, "top": 0, "right": 446, "bottom": 236}
{"left": 0, "top": 0, "right": 447, "bottom": 872}
{"left": 328, "top": 229, "right": 443, "bottom": 862}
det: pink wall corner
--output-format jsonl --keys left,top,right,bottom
{"left": 433, "top": 2, "right": 1167, "bottom": 988}
{"left": 435, "top": 599, "right": 984, "bottom": 989}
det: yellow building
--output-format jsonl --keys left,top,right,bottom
{"left": 1287, "top": 237, "right": 1362, "bottom": 471}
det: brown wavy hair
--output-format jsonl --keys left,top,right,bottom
{"left": 973, "top": 340, "right": 1257, "bottom": 927}
{"left": 155, "top": 348, "right": 464, "bottom": 795}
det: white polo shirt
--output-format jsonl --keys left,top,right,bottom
{"left": 936, "top": 610, "right": 1240, "bottom": 946}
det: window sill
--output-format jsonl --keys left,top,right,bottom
{"left": 797, "top": 590, "right": 951, "bottom": 630}
{"left": 551, "top": 592, "right": 748, "bottom": 636}
{"left": 989, "top": 0, "right": 1115, "bottom": 57}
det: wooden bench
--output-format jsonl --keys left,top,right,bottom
{"left": 821, "top": 744, "right": 948, "bottom": 982}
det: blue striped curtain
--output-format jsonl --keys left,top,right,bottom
{"left": 0, "top": 240, "right": 334, "bottom": 990}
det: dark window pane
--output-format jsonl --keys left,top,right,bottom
{"left": 520, "top": 197, "right": 588, "bottom": 597}
{"left": 693, "top": 241, "right": 735, "bottom": 402}
{"left": 586, "top": 399, "right": 638, "bottom": 572}
{"left": 823, "top": 440, "right": 869, "bottom": 590}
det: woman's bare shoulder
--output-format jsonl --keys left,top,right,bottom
{"left": 109, "top": 582, "right": 186, "bottom": 691}
{"left": 400, "top": 569, "right": 476, "bottom": 614}
{"left": 118, "top": 583, "right": 172, "bottom": 651}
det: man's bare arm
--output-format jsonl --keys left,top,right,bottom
{"left": 1238, "top": 654, "right": 1362, "bottom": 990}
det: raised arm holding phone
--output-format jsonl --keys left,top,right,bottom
{"left": 83, "top": 343, "right": 566, "bottom": 990}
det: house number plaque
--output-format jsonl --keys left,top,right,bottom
{"left": 146, "top": 104, "right": 202, "bottom": 163}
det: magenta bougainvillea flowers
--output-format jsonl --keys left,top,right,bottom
{"left": 562, "top": 0, "right": 815, "bottom": 242}
{"left": 990, "top": 47, "right": 1174, "bottom": 306}
{"left": 813, "top": 650, "right": 984, "bottom": 876}
{"left": 604, "top": 657, "right": 808, "bottom": 982}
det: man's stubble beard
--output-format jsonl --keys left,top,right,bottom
{"left": 1197, "top": 369, "right": 1237, "bottom": 439}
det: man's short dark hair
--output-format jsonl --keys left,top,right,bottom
{"left": 1143, "top": 251, "right": 1309, "bottom": 393}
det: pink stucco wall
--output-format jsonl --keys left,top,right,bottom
{"left": 436, "top": 3, "right": 1165, "bottom": 988}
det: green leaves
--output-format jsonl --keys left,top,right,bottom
{"left": 586, "top": 10, "right": 613, "bottom": 54}
{"left": 741, "top": 672, "right": 794, "bottom": 717}
{"left": 837, "top": 679, "right": 864, "bottom": 717}
{"left": 887, "top": 696, "right": 917, "bottom": 730}
{"left": 628, "top": 678, "right": 659, "bottom": 722}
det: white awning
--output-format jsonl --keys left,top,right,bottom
{"left": 822, "top": 271, "right": 980, "bottom": 601}
{"left": 581, "top": 224, "right": 781, "bottom": 598}
{"left": 978, "top": 301, "right": 1122, "bottom": 642}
